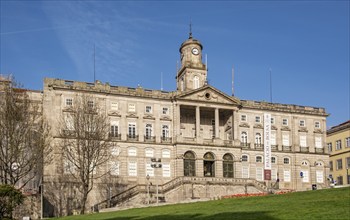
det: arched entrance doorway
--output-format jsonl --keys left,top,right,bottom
{"left": 203, "top": 152, "right": 215, "bottom": 177}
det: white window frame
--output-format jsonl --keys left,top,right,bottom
{"left": 145, "top": 148, "right": 154, "bottom": 158}
{"left": 145, "top": 124, "right": 153, "bottom": 138}
{"left": 336, "top": 140, "right": 342, "bottom": 150}
{"left": 128, "top": 103, "right": 136, "bottom": 112}
{"left": 65, "top": 98, "right": 73, "bottom": 107}
{"left": 316, "top": 170, "right": 324, "bottom": 183}
{"left": 145, "top": 105, "right": 152, "bottom": 114}
{"left": 128, "top": 122, "right": 136, "bottom": 137}
{"left": 283, "top": 170, "right": 291, "bottom": 182}
{"left": 283, "top": 157, "right": 290, "bottom": 164}
{"left": 241, "top": 114, "right": 247, "bottom": 122}
{"left": 162, "top": 107, "right": 169, "bottom": 115}
{"left": 282, "top": 118, "right": 288, "bottom": 126}
{"left": 111, "top": 102, "right": 118, "bottom": 111}
{"left": 346, "top": 137, "right": 350, "bottom": 148}
{"left": 256, "top": 156, "right": 263, "bottom": 163}
{"left": 109, "top": 161, "right": 120, "bottom": 176}
{"left": 162, "top": 125, "right": 170, "bottom": 139}
{"left": 300, "top": 135, "right": 307, "bottom": 147}
{"left": 315, "top": 121, "right": 321, "bottom": 129}
{"left": 299, "top": 120, "right": 305, "bottom": 127}
{"left": 162, "top": 149, "right": 171, "bottom": 158}
{"left": 128, "top": 147, "right": 137, "bottom": 157}
{"left": 242, "top": 166, "right": 249, "bottom": 178}
{"left": 128, "top": 161, "right": 137, "bottom": 176}
{"left": 241, "top": 154, "right": 249, "bottom": 162}
{"left": 162, "top": 163, "right": 171, "bottom": 177}
{"left": 282, "top": 133, "right": 290, "bottom": 146}
{"left": 255, "top": 116, "right": 261, "bottom": 123}
{"left": 256, "top": 167, "right": 263, "bottom": 181}
{"left": 241, "top": 132, "right": 248, "bottom": 144}
{"left": 315, "top": 137, "right": 322, "bottom": 148}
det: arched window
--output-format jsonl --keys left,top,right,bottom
{"left": 283, "top": 157, "right": 290, "bottom": 164}
{"left": 241, "top": 132, "right": 248, "bottom": 145}
{"left": 204, "top": 152, "right": 215, "bottom": 177}
{"left": 184, "top": 151, "right": 196, "bottom": 176}
{"left": 145, "top": 124, "right": 152, "bottom": 139}
{"left": 255, "top": 133, "right": 262, "bottom": 146}
{"left": 256, "top": 156, "right": 263, "bottom": 163}
{"left": 193, "top": 76, "right": 200, "bottom": 89}
{"left": 241, "top": 155, "right": 248, "bottom": 162}
{"left": 223, "top": 154, "right": 234, "bottom": 178}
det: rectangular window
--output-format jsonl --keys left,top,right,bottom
{"left": 109, "top": 161, "right": 119, "bottom": 176}
{"left": 301, "top": 170, "right": 309, "bottom": 182}
{"left": 316, "top": 170, "right": 324, "bottom": 183}
{"left": 336, "top": 159, "right": 343, "bottom": 170}
{"left": 255, "top": 116, "right": 261, "bottom": 123}
{"left": 346, "top": 157, "right": 350, "bottom": 169}
{"left": 162, "top": 149, "right": 171, "bottom": 158}
{"left": 87, "top": 100, "right": 94, "bottom": 108}
{"left": 329, "top": 161, "right": 333, "bottom": 171}
{"left": 315, "top": 121, "right": 321, "bottom": 129}
{"left": 66, "top": 98, "right": 73, "bottom": 106}
{"left": 128, "top": 123, "right": 136, "bottom": 138}
{"left": 162, "top": 107, "right": 169, "bottom": 115}
{"left": 315, "top": 137, "right": 322, "bottom": 148}
{"left": 241, "top": 115, "right": 247, "bottom": 122}
{"left": 283, "top": 170, "right": 291, "bottom": 182}
{"left": 110, "top": 121, "right": 119, "bottom": 137}
{"left": 271, "top": 132, "right": 276, "bottom": 145}
{"left": 300, "top": 135, "right": 307, "bottom": 147}
{"left": 256, "top": 167, "right": 263, "bottom": 181}
{"left": 336, "top": 140, "right": 342, "bottom": 150}
{"left": 162, "top": 163, "right": 171, "bottom": 177}
{"left": 145, "top": 105, "right": 152, "bottom": 113}
{"left": 145, "top": 148, "right": 154, "bottom": 158}
{"left": 271, "top": 157, "right": 276, "bottom": 164}
{"left": 282, "top": 118, "right": 288, "bottom": 126}
{"left": 282, "top": 133, "right": 290, "bottom": 146}
{"left": 128, "top": 103, "right": 136, "bottom": 112}
{"left": 271, "top": 169, "right": 277, "bottom": 181}
{"left": 162, "top": 125, "right": 169, "bottom": 139}
{"left": 128, "top": 161, "right": 137, "bottom": 176}
{"left": 346, "top": 137, "right": 350, "bottom": 148}
{"left": 271, "top": 117, "right": 275, "bottom": 124}
{"left": 299, "top": 120, "right": 305, "bottom": 127}
{"left": 327, "top": 143, "right": 332, "bottom": 152}
{"left": 145, "top": 162, "right": 154, "bottom": 177}
{"left": 242, "top": 166, "right": 249, "bottom": 178}
{"left": 111, "top": 102, "right": 118, "bottom": 111}
{"left": 128, "top": 147, "right": 137, "bottom": 156}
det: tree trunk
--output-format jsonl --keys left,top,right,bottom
{"left": 80, "top": 187, "right": 88, "bottom": 214}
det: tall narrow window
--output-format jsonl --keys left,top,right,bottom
{"left": 255, "top": 133, "right": 262, "bottom": 146}
{"left": 184, "top": 151, "right": 196, "bottom": 176}
{"left": 162, "top": 125, "right": 169, "bottom": 140}
{"left": 300, "top": 135, "right": 307, "bottom": 147}
{"left": 203, "top": 152, "right": 215, "bottom": 177}
{"left": 111, "top": 102, "right": 118, "bottom": 111}
{"left": 223, "top": 154, "right": 234, "bottom": 178}
{"left": 282, "top": 133, "right": 290, "bottom": 146}
{"left": 256, "top": 167, "right": 263, "bottom": 181}
{"left": 128, "top": 123, "right": 136, "bottom": 138}
{"left": 241, "top": 132, "right": 248, "bottom": 145}
{"left": 145, "top": 124, "right": 152, "bottom": 139}
{"left": 315, "top": 137, "right": 322, "bottom": 148}
{"left": 336, "top": 140, "right": 342, "bottom": 150}
{"left": 181, "top": 77, "right": 185, "bottom": 91}
{"left": 193, "top": 76, "right": 199, "bottom": 89}
{"left": 110, "top": 121, "right": 119, "bottom": 138}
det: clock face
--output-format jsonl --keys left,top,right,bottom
{"left": 192, "top": 48, "right": 199, "bottom": 55}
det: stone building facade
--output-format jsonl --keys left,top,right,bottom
{"left": 41, "top": 33, "right": 330, "bottom": 216}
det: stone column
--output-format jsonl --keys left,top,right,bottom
{"left": 176, "top": 103, "right": 181, "bottom": 138}
{"left": 196, "top": 106, "right": 200, "bottom": 138}
{"left": 215, "top": 108, "right": 219, "bottom": 138}
{"left": 233, "top": 110, "right": 239, "bottom": 142}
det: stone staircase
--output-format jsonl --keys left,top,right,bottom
{"left": 94, "top": 177, "right": 268, "bottom": 212}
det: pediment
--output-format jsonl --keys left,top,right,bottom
{"left": 176, "top": 85, "right": 241, "bottom": 106}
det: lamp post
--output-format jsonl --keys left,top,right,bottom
{"left": 151, "top": 158, "right": 162, "bottom": 206}
{"left": 146, "top": 174, "right": 150, "bottom": 205}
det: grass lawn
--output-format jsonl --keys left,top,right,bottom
{"left": 57, "top": 187, "right": 350, "bottom": 220}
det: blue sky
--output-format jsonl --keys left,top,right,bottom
{"left": 0, "top": 1, "right": 349, "bottom": 128}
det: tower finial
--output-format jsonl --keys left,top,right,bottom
{"left": 189, "top": 20, "right": 192, "bottom": 39}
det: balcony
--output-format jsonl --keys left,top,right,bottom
{"left": 161, "top": 136, "right": 172, "bottom": 143}
{"left": 241, "top": 142, "right": 251, "bottom": 149}
{"left": 254, "top": 144, "right": 264, "bottom": 150}
{"left": 109, "top": 133, "right": 121, "bottom": 140}
{"left": 144, "top": 135, "right": 156, "bottom": 143}
{"left": 315, "top": 148, "right": 324, "bottom": 154}
{"left": 127, "top": 134, "right": 139, "bottom": 141}
{"left": 282, "top": 145, "right": 292, "bottom": 152}
{"left": 271, "top": 145, "right": 278, "bottom": 151}
{"left": 300, "top": 146, "right": 309, "bottom": 153}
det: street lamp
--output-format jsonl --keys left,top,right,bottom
{"left": 151, "top": 158, "right": 162, "bottom": 206}
{"left": 146, "top": 174, "right": 150, "bottom": 205}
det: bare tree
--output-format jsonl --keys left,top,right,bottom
{"left": 58, "top": 95, "right": 111, "bottom": 214}
{"left": 0, "top": 77, "right": 52, "bottom": 190}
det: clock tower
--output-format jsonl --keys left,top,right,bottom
{"left": 176, "top": 30, "right": 207, "bottom": 92}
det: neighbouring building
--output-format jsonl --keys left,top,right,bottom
{"left": 327, "top": 120, "right": 350, "bottom": 185}
{"left": 6, "top": 32, "right": 329, "bottom": 217}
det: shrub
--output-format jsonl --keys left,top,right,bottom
{"left": 0, "top": 184, "right": 25, "bottom": 220}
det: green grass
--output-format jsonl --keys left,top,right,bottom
{"left": 57, "top": 187, "right": 350, "bottom": 220}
